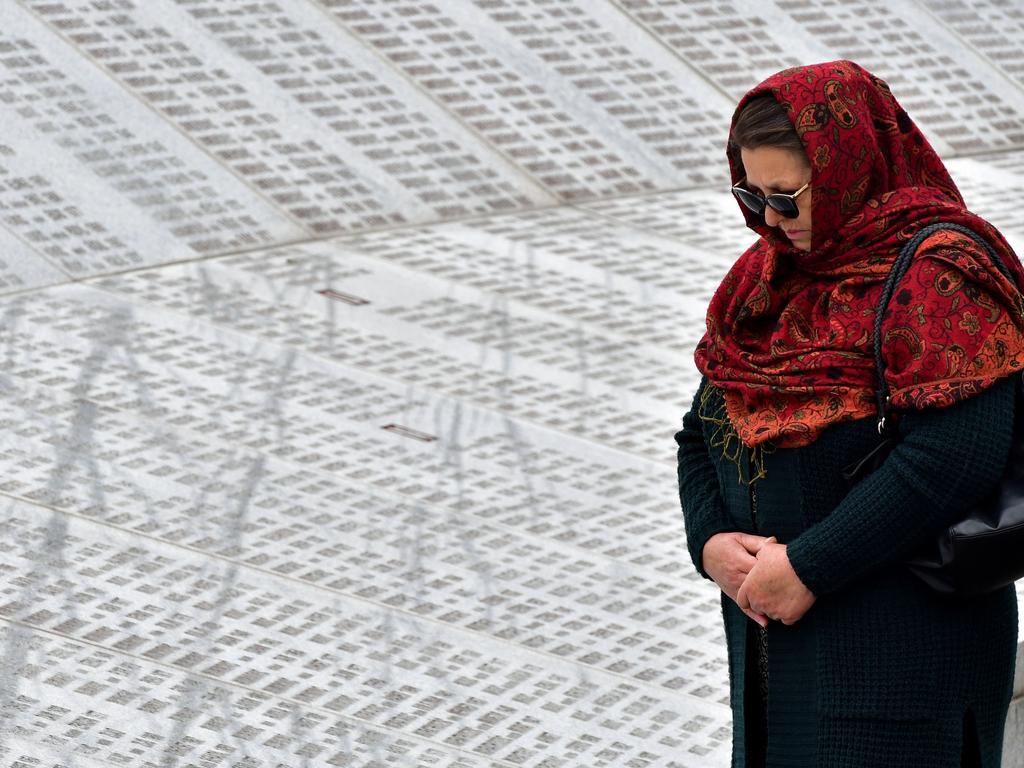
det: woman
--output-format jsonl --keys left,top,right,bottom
{"left": 676, "top": 60, "right": 1024, "bottom": 767}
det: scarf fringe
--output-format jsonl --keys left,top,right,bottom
{"left": 698, "top": 382, "right": 773, "bottom": 485}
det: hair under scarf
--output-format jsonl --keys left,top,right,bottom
{"left": 695, "top": 60, "right": 1024, "bottom": 449}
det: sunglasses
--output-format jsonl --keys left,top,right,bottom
{"left": 731, "top": 177, "right": 810, "bottom": 219}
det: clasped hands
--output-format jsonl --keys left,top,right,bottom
{"left": 702, "top": 532, "right": 817, "bottom": 627}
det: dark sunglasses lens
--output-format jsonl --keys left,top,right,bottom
{"left": 766, "top": 195, "right": 800, "bottom": 218}
{"left": 732, "top": 187, "right": 764, "bottom": 215}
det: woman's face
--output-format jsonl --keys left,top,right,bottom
{"left": 739, "top": 146, "right": 813, "bottom": 251}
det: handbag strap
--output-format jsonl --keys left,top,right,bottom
{"left": 871, "top": 222, "right": 1012, "bottom": 432}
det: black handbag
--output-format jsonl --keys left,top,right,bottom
{"left": 842, "top": 222, "right": 1024, "bottom": 595}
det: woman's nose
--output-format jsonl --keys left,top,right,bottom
{"left": 764, "top": 206, "right": 783, "bottom": 227}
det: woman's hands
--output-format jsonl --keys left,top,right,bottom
{"left": 702, "top": 532, "right": 775, "bottom": 626}
{"left": 703, "top": 532, "right": 817, "bottom": 627}
{"left": 737, "top": 540, "right": 817, "bottom": 626}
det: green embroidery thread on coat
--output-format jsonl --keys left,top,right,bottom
{"left": 698, "top": 382, "right": 773, "bottom": 484}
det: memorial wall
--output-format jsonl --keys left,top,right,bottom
{"left": 2, "top": 1, "right": 1024, "bottom": 766}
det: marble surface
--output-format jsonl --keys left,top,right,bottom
{"left": 2, "top": 1, "right": 1024, "bottom": 766}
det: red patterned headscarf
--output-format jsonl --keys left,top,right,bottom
{"left": 695, "top": 60, "right": 1024, "bottom": 448}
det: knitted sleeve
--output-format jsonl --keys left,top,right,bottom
{"left": 675, "top": 376, "right": 736, "bottom": 582}
{"left": 786, "top": 374, "right": 1017, "bottom": 596}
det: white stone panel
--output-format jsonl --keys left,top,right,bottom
{"left": 0, "top": 226, "right": 67, "bottom": 295}
{"left": 0, "top": 282, "right": 732, "bottom": 765}
{"left": 0, "top": 3, "right": 303, "bottom": 277}
{"left": 314, "top": 0, "right": 737, "bottom": 199}
{"left": 18, "top": 0, "right": 554, "bottom": 239}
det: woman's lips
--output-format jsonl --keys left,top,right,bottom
{"left": 783, "top": 229, "right": 808, "bottom": 239}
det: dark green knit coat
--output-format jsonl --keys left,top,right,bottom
{"left": 675, "top": 374, "right": 1019, "bottom": 768}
